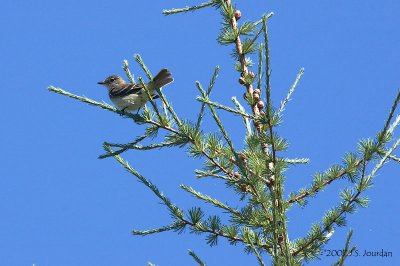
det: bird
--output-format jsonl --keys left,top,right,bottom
{"left": 97, "top": 69, "right": 173, "bottom": 112}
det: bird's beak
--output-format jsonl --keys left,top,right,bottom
{"left": 97, "top": 81, "right": 106, "bottom": 85}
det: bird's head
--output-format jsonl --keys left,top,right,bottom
{"left": 97, "top": 75, "right": 126, "bottom": 89}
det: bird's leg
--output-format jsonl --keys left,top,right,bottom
{"left": 120, "top": 107, "right": 128, "bottom": 116}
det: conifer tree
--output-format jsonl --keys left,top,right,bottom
{"left": 49, "top": 1, "right": 400, "bottom": 265}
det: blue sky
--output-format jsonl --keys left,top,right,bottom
{"left": 1, "top": 0, "right": 399, "bottom": 265}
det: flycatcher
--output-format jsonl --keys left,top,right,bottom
{"left": 97, "top": 69, "right": 173, "bottom": 112}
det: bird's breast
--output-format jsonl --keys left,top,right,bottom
{"left": 109, "top": 93, "right": 147, "bottom": 112}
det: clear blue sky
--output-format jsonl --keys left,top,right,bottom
{"left": 1, "top": 0, "right": 399, "bottom": 265}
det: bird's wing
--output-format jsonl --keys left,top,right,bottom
{"left": 109, "top": 84, "right": 160, "bottom": 99}
{"left": 109, "top": 84, "right": 143, "bottom": 97}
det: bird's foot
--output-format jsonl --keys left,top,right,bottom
{"left": 119, "top": 107, "right": 129, "bottom": 116}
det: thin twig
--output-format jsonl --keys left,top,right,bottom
{"left": 123, "top": 59, "right": 135, "bottom": 83}
{"left": 138, "top": 77, "right": 164, "bottom": 122}
{"left": 195, "top": 169, "right": 233, "bottom": 181}
{"left": 181, "top": 218, "right": 271, "bottom": 250}
{"left": 48, "top": 86, "right": 144, "bottom": 122}
{"left": 100, "top": 131, "right": 155, "bottom": 159}
{"left": 196, "top": 81, "right": 237, "bottom": 154}
{"left": 163, "top": 1, "right": 216, "bottom": 15}
{"left": 257, "top": 43, "right": 263, "bottom": 90}
{"left": 197, "top": 96, "right": 254, "bottom": 118}
{"left": 196, "top": 66, "right": 220, "bottom": 128}
{"left": 285, "top": 158, "right": 309, "bottom": 164}
{"left": 388, "top": 115, "right": 400, "bottom": 135}
{"left": 249, "top": 241, "right": 265, "bottom": 266}
{"left": 132, "top": 223, "right": 184, "bottom": 235}
{"left": 181, "top": 185, "right": 240, "bottom": 215}
{"left": 382, "top": 89, "right": 400, "bottom": 134}
{"left": 103, "top": 145, "right": 183, "bottom": 219}
{"left": 135, "top": 54, "right": 153, "bottom": 80}
{"left": 279, "top": 68, "right": 304, "bottom": 114}
{"left": 332, "top": 229, "right": 356, "bottom": 266}
{"left": 288, "top": 161, "right": 362, "bottom": 204}
{"left": 232, "top": 97, "right": 252, "bottom": 135}
{"left": 188, "top": 250, "right": 207, "bottom": 266}
{"left": 261, "top": 14, "right": 288, "bottom": 260}
{"left": 370, "top": 138, "right": 400, "bottom": 177}
{"left": 388, "top": 154, "right": 400, "bottom": 163}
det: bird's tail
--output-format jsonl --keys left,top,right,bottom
{"left": 152, "top": 69, "right": 173, "bottom": 89}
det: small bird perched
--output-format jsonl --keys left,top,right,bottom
{"left": 97, "top": 69, "right": 173, "bottom": 112}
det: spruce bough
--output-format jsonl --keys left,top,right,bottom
{"left": 49, "top": 1, "right": 400, "bottom": 265}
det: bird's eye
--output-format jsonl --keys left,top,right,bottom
{"left": 109, "top": 77, "right": 115, "bottom": 82}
